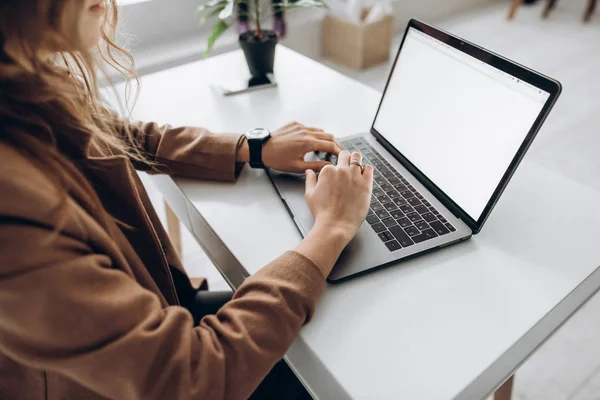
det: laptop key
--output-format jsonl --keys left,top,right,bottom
{"left": 439, "top": 217, "right": 448, "bottom": 223}
{"left": 371, "top": 202, "right": 384, "bottom": 211}
{"left": 407, "top": 198, "right": 422, "bottom": 207}
{"left": 404, "top": 226, "right": 420, "bottom": 237}
{"left": 399, "top": 204, "right": 414, "bottom": 214}
{"left": 382, "top": 170, "right": 395, "bottom": 179}
{"left": 374, "top": 176, "right": 387, "bottom": 185}
{"left": 394, "top": 184, "right": 407, "bottom": 192}
{"left": 391, "top": 209, "right": 404, "bottom": 219}
{"left": 383, "top": 202, "right": 398, "bottom": 211}
{"left": 397, "top": 217, "right": 412, "bottom": 228}
{"left": 414, "top": 205, "right": 429, "bottom": 214}
{"left": 373, "top": 187, "right": 384, "bottom": 196}
{"left": 387, "top": 190, "right": 401, "bottom": 199}
{"left": 378, "top": 232, "right": 392, "bottom": 242}
{"left": 388, "top": 177, "right": 401, "bottom": 185}
{"left": 445, "top": 223, "right": 456, "bottom": 232}
{"left": 371, "top": 222, "right": 387, "bottom": 233}
{"left": 367, "top": 214, "right": 380, "bottom": 224}
{"left": 382, "top": 217, "right": 397, "bottom": 227}
{"left": 385, "top": 240, "right": 402, "bottom": 252}
{"left": 430, "top": 221, "right": 450, "bottom": 236}
{"left": 380, "top": 183, "right": 393, "bottom": 191}
{"left": 377, "top": 194, "right": 392, "bottom": 203}
{"left": 376, "top": 209, "right": 390, "bottom": 219}
{"left": 394, "top": 198, "right": 408, "bottom": 206}
{"left": 422, "top": 212, "right": 437, "bottom": 223}
{"left": 415, "top": 220, "right": 430, "bottom": 231}
{"left": 423, "top": 200, "right": 431, "bottom": 207}
{"left": 401, "top": 190, "right": 415, "bottom": 199}
{"left": 412, "top": 228, "right": 438, "bottom": 243}
{"left": 389, "top": 225, "right": 415, "bottom": 247}
{"left": 367, "top": 209, "right": 375, "bottom": 216}
{"left": 407, "top": 212, "right": 422, "bottom": 223}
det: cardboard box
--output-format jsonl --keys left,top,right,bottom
{"left": 322, "top": 12, "right": 394, "bottom": 70}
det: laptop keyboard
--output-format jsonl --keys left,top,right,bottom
{"left": 338, "top": 137, "right": 456, "bottom": 252}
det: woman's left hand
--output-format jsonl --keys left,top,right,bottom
{"left": 238, "top": 122, "right": 343, "bottom": 173}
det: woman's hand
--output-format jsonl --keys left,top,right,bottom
{"left": 295, "top": 151, "right": 374, "bottom": 277}
{"left": 253, "top": 122, "right": 343, "bottom": 173}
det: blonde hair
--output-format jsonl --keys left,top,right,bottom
{"left": 0, "top": 0, "right": 146, "bottom": 228}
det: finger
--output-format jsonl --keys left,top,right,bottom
{"left": 309, "top": 139, "right": 342, "bottom": 156}
{"left": 337, "top": 150, "right": 351, "bottom": 167}
{"left": 278, "top": 121, "right": 302, "bottom": 132}
{"left": 309, "top": 132, "right": 335, "bottom": 142}
{"left": 299, "top": 161, "right": 331, "bottom": 172}
{"left": 305, "top": 169, "right": 317, "bottom": 195}
{"left": 349, "top": 151, "right": 363, "bottom": 172}
{"left": 362, "top": 164, "right": 374, "bottom": 181}
{"left": 304, "top": 127, "right": 325, "bottom": 133}
{"left": 309, "top": 133, "right": 343, "bottom": 154}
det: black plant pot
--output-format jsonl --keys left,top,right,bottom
{"left": 239, "top": 30, "right": 278, "bottom": 78}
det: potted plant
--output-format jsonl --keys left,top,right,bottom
{"left": 197, "top": 0, "right": 327, "bottom": 78}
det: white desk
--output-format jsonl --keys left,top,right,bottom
{"left": 109, "top": 47, "right": 600, "bottom": 399}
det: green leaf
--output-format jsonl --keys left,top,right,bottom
{"left": 199, "top": 5, "right": 226, "bottom": 25}
{"left": 204, "top": 20, "right": 229, "bottom": 56}
{"left": 196, "top": 0, "right": 227, "bottom": 14}
{"left": 278, "top": 0, "right": 328, "bottom": 10}
{"left": 218, "top": 0, "right": 234, "bottom": 19}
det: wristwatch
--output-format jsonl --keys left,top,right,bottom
{"left": 245, "top": 128, "right": 272, "bottom": 169}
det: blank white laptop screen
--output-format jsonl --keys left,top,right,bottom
{"left": 373, "top": 27, "right": 550, "bottom": 221}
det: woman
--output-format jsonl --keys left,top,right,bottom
{"left": 0, "top": 1, "right": 373, "bottom": 399}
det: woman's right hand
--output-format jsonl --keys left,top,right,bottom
{"left": 295, "top": 150, "right": 374, "bottom": 277}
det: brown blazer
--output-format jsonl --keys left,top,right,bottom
{"left": 0, "top": 113, "right": 325, "bottom": 399}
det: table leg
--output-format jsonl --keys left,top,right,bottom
{"left": 508, "top": 0, "right": 524, "bottom": 19}
{"left": 542, "top": 0, "right": 558, "bottom": 18}
{"left": 165, "top": 200, "right": 182, "bottom": 256}
{"left": 584, "top": 0, "right": 597, "bottom": 21}
{"left": 494, "top": 375, "right": 514, "bottom": 400}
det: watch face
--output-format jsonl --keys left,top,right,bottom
{"left": 247, "top": 128, "right": 270, "bottom": 140}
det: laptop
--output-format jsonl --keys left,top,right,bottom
{"left": 269, "top": 20, "right": 562, "bottom": 283}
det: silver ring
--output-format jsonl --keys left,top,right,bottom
{"left": 349, "top": 159, "right": 363, "bottom": 168}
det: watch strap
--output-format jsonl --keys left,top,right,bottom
{"left": 248, "top": 137, "right": 264, "bottom": 169}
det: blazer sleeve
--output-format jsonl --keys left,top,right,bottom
{"left": 0, "top": 219, "right": 325, "bottom": 400}
{"left": 106, "top": 106, "right": 247, "bottom": 181}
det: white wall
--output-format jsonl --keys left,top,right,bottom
{"left": 117, "top": 0, "right": 500, "bottom": 76}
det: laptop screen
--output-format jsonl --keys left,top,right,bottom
{"left": 373, "top": 27, "right": 550, "bottom": 222}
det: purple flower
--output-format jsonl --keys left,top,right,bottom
{"left": 238, "top": 20, "right": 249, "bottom": 34}
{"left": 274, "top": 14, "right": 286, "bottom": 38}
